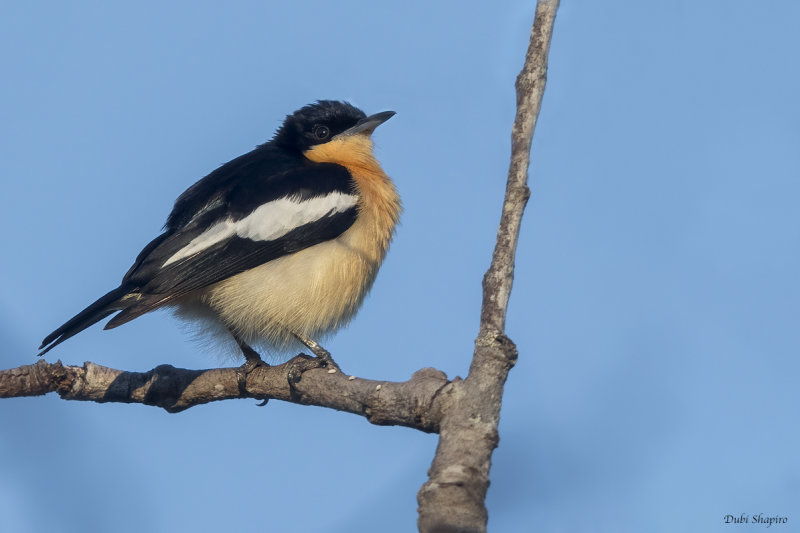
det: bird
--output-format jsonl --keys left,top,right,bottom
{"left": 39, "top": 100, "right": 401, "bottom": 371}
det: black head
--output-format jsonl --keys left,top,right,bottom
{"left": 273, "top": 100, "right": 368, "bottom": 153}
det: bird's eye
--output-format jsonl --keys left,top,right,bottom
{"left": 312, "top": 125, "right": 330, "bottom": 140}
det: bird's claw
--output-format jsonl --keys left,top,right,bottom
{"left": 310, "top": 347, "right": 341, "bottom": 374}
{"left": 236, "top": 356, "right": 270, "bottom": 400}
{"left": 286, "top": 352, "right": 342, "bottom": 399}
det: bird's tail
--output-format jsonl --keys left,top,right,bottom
{"left": 38, "top": 286, "right": 130, "bottom": 356}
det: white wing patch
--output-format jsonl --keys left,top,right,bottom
{"left": 162, "top": 192, "right": 358, "bottom": 267}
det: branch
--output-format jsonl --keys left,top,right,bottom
{"left": 0, "top": 358, "right": 449, "bottom": 431}
{"left": 417, "top": 2, "right": 559, "bottom": 532}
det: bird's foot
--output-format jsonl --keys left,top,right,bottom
{"left": 241, "top": 354, "right": 270, "bottom": 375}
{"left": 307, "top": 345, "right": 342, "bottom": 374}
{"left": 292, "top": 333, "right": 342, "bottom": 373}
{"left": 235, "top": 342, "right": 271, "bottom": 404}
{"left": 287, "top": 354, "right": 321, "bottom": 386}
{"left": 286, "top": 350, "right": 341, "bottom": 401}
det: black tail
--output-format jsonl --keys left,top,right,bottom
{"left": 38, "top": 286, "right": 130, "bottom": 356}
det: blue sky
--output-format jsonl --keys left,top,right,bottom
{"left": 2, "top": 1, "right": 799, "bottom": 532}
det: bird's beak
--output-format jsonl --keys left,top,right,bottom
{"left": 337, "top": 111, "right": 396, "bottom": 138}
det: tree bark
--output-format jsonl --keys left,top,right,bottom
{"left": 416, "top": 2, "right": 559, "bottom": 531}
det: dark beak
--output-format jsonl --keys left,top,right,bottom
{"left": 338, "top": 110, "right": 396, "bottom": 137}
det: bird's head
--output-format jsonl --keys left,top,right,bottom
{"left": 273, "top": 101, "right": 395, "bottom": 165}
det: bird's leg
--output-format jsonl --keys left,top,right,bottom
{"left": 292, "top": 332, "right": 341, "bottom": 373}
{"left": 231, "top": 332, "right": 269, "bottom": 400}
{"left": 235, "top": 336, "right": 268, "bottom": 373}
{"left": 285, "top": 334, "right": 341, "bottom": 398}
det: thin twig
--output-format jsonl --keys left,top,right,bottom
{"left": 416, "top": 2, "right": 559, "bottom": 532}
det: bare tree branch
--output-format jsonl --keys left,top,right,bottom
{"left": 0, "top": 358, "right": 449, "bottom": 431}
{"left": 416, "top": 2, "right": 559, "bottom": 532}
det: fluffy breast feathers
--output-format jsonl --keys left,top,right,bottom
{"left": 192, "top": 134, "right": 401, "bottom": 350}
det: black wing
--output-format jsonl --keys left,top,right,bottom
{"left": 165, "top": 143, "right": 352, "bottom": 230}
{"left": 105, "top": 159, "right": 359, "bottom": 327}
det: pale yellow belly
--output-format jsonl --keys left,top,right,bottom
{"left": 198, "top": 235, "right": 379, "bottom": 350}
